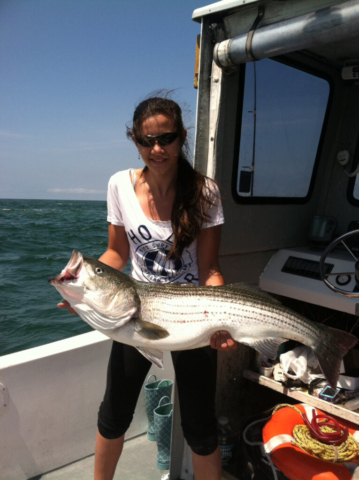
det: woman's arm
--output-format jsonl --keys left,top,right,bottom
{"left": 99, "top": 224, "right": 130, "bottom": 270}
{"left": 197, "top": 225, "right": 238, "bottom": 352}
{"left": 197, "top": 225, "right": 224, "bottom": 287}
{"left": 58, "top": 224, "right": 130, "bottom": 314}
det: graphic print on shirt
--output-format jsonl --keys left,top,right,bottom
{"left": 127, "top": 226, "right": 195, "bottom": 283}
{"left": 136, "top": 239, "right": 194, "bottom": 283}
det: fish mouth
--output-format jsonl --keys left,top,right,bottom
{"left": 48, "top": 250, "right": 84, "bottom": 284}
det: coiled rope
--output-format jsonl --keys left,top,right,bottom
{"left": 273, "top": 404, "right": 359, "bottom": 463}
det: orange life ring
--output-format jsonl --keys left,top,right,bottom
{"left": 262, "top": 404, "right": 359, "bottom": 480}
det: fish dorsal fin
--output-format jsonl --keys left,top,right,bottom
{"left": 241, "top": 337, "right": 287, "bottom": 360}
{"left": 226, "top": 283, "right": 281, "bottom": 305}
{"left": 134, "top": 318, "right": 170, "bottom": 340}
{"left": 136, "top": 347, "right": 164, "bottom": 369}
{"left": 74, "top": 304, "right": 138, "bottom": 331}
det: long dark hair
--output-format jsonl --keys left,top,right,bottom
{"left": 126, "top": 92, "right": 218, "bottom": 259}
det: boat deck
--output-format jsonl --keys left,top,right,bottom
{"left": 28, "top": 433, "right": 238, "bottom": 480}
{"left": 29, "top": 434, "right": 167, "bottom": 480}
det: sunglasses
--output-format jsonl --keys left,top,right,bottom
{"left": 135, "top": 132, "right": 179, "bottom": 147}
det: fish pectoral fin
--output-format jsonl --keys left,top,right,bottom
{"left": 134, "top": 318, "right": 170, "bottom": 340}
{"left": 136, "top": 347, "right": 164, "bottom": 369}
{"left": 242, "top": 337, "right": 287, "bottom": 360}
{"left": 75, "top": 304, "right": 137, "bottom": 331}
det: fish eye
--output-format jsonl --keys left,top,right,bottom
{"left": 95, "top": 267, "right": 103, "bottom": 274}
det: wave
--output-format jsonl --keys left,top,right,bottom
{"left": 1, "top": 198, "right": 115, "bottom": 356}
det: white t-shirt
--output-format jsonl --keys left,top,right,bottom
{"left": 107, "top": 169, "right": 224, "bottom": 285}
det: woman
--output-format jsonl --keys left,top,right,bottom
{"left": 60, "top": 94, "right": 237, "bottom": 480}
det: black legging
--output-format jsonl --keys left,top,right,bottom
{"left": 98, "top": 341, "right": 218, "bottom": 456}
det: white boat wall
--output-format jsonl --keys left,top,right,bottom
{"left": 0, "top": 331, "right": 174, "bottom": 480}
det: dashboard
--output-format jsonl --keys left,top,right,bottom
{"left": 259, "top": 247, "right": 359, "bottom": 315}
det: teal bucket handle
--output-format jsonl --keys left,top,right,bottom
{"left": 146, "top": 374, "right": 157, "bottom": 385}
{"left": 157, "top": 379, "right": 171, "bottom": 388}
{"left": 158, "top": 396, "right": 171, "bottom": 408}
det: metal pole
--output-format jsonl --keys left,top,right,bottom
{"left": 214, "top": 0, "right": 359, "bottom": 67}
{"left": 251, "top": 62, "right": 257, "bottom": 196}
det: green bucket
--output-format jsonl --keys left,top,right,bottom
{"left": 144, "top": 374, "right": 173, "bottom": 441}
{"left": 154, "top": 396, "right": 173, "bottom": 470}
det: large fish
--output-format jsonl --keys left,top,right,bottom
{"left": 49, "top": 250, "right": 357, "bottom": 387}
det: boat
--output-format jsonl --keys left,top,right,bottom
{"left": 2, "top": 0, "right": 359, "bottom": 478}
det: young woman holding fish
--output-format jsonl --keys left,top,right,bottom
{"left": 59, "top": 93, "right": 237, "bottom": 480}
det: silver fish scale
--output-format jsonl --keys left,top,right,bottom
{"left": 134, "top": 282, "right": 320, "bottom": 345}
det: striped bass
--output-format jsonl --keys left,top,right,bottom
{"left": 49, "top": 250, "right": 357, "bottom": 388}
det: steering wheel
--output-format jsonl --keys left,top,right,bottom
{"left": 319, "top": 230, "right": 359, "bottom": 297}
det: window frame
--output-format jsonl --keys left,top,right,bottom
{"left": 346, "top": 134, "right": 359, "bottom": 206}
{"left": 231, "top": 56, "right": 333, "bottom": 205}
{"left": 348, "top": 178, "right": 359, "bottom": 206}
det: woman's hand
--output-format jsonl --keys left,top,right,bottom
{"left": 58, "top": 300, "right": 78, "bottom": 316}
{"left": 210, "top": 331, "right": 238, "bottom": 351}
{"left": 197, "top": 226, "right": 239, "bottom": 352}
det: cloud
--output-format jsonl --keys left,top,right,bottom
{"left": 40, "top": 139, "right": 128, "bottom": 153}
{"left": 0, "top": 130, "right": 33, "bottom": 139}
{"left": 47, "top": 188, "right": 106, "bottom": 194}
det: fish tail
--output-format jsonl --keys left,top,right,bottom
{"left": 314, "top": 325, "right": 357, "bottom": 388}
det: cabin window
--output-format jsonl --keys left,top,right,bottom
{"left": 235, "top": 59, "right": 330, "bottom": 202}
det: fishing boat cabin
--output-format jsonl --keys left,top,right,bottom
{"left": 189, "top": 0, "right": 359, "bottom": 479}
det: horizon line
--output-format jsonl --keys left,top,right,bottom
{"left": 0, "top": 197, "right": 107, "bottom": 202}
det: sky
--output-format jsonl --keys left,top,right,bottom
{"left": 0, "top": 0, "right": 204, "bottom": 200}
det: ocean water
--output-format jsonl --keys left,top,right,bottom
{"left": 0, "top": 199, "right": 130, "bottom": 357}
